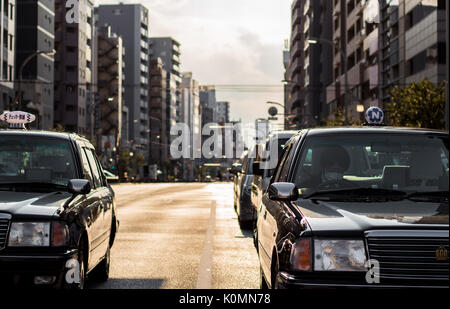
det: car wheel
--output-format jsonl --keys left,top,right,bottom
{"left": 238, "top": 216, "right": 252, "bottom": 230}
{"left": 63, "top": 246, "right": 86, "bottom": 289}
{"left": 259, "top": 266, "right": 269, "bottom": 289}
{"left": 90, "top": 245, "right": 111, "bottom": 282}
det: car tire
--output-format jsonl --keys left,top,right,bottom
{"left": 63, "top": 246, "right": 86, "bottom": 289}
{"left": 90, "top": 245, "right": 111, "bottom": 282}
{"left": 238, "top": 216, "right": 252, "bottom": 230}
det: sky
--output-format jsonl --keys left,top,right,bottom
{"left": 96, "top": 0, "right": 292, "bottom": 141}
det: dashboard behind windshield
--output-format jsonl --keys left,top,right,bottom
{"left": 293, "top": 134, "right": 449, "bottom": 194}
{"left": 0, "top": 135, "right": 77, "bottom": 187}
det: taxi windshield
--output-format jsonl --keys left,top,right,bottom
{"left": 0, "top": 135, "right": 77, "bottom": 187}
{"left": 293, "top": 134, "right": 449, "bottom": 195}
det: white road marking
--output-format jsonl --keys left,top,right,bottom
{"left": 196, "top": 201, "right": 216, "bottom": 289}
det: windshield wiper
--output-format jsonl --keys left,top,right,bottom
{"left": 302, "top": 187, "right": 407, "bottom": 201}
{"left": 406, "top": 191, "right": 449, "bottom": 202}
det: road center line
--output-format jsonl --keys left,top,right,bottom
{"left": 196, "top": 201, "right": 216, "bottom": 289}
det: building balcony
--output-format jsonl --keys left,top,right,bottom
{"left": 292, "top": 7, "right": 302, "bottom": 25}
{"left": 291, "top": 23, "right": 302, "bottom": 42}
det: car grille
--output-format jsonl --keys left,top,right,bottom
{"left": 367, "top": 233, "right": 449, "bottom": 286}
{"left": 0, "top": 218, "right": 10, "bottom": 250}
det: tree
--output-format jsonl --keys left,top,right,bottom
{"left": 387, "top": 79, "right": 446, "bottom": 130}
{"left": 322, "top": 107, "right": 363, "bottom": 127}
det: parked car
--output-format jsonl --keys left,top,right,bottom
{"left": 251, "top": 131, "right": 296, "bottom": 245}
{"left": 231, "top": 147, "right": 257, "bottom": 228}
{"left": 0, "top": 130, "right": 119, "bottom": 289}
{"left": 256, "top": 127, "right": 449, "bottom": 289}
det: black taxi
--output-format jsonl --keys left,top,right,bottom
{"left": 0, "top": 112, "right": 118, "bottom": 288}
{"left": 255, "top": 110, "right": 449, "bottom": 289}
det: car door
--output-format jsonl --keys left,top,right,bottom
{"left": 78, "top": 145, "right": 104, "bottom": 268}
{"left": 258, "top": 143, "right": 294, "bottom": 280}
{"left": 84, "top": 147, "right": 112, "bottom": 266}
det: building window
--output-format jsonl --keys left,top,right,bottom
{"left": 407, "top": 50, "right": 426, "bottom": 76}
{"left": 3, "top": 30, "right": 8, "bottom": 49}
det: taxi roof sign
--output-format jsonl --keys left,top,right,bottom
{"left": 0, "top": 111, "right": 36, "bottom": 129}
{"left": 365, "top": 106, "right": 385, "bottom": 126}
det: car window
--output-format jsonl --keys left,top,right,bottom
{"left": 273, "top": 143, "right": 292, "bottom": 183}
{"left": 0, "top": 135, "right": 77, "bottom": 186}
{"left": 293, "top": 134, "right": 449, "bottom": 193}
{"left": 85, "top": 149, "right": 103, "bottom": 189}
{"left": 79, "top": 146, "right": 94, "bottom": 187}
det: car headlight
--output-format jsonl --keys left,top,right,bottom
{"left": 314, "top": 239, "right": 367, "bottom": 271}
{"left": 8, "top": 222, "right": 51, "bottom": 247}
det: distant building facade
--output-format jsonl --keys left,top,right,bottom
{"left": 149, "top": 57, "right": 169, "bottom": 174}
{"left": 180, "top": 72, "right": 201, "bottom": 181}
{"left": 15, "top": 0, "right": 54, "bottom": 129}
{"left": 0, "top": 0, "right": 16, "bottom": 113}
{"left": 54, "top": 0, "right": 94, "bottom": 135}
{"left": 97, "top": 3, "right": 150, "bottom": 154}
{"left": 95, "top": 26, "right": 124, "bottom": 168}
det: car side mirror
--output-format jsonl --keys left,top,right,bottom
{"left": 268, "top": 182, "right": 299, "bottom": 201}
{"left": 68, "top": 179, "right": 91, "bottom": 195}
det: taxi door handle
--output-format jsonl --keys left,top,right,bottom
{"left": 264, "top": 210, "right": 267, "bottom": 220}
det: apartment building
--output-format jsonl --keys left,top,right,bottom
{"left": 323, "top": 0, "right": 381, "bottom": 122}
{"left": 54, "top": 0, "right": 94, "bottom": 135}
{"left": 149, "top": 57, "right": 168, "bottom": 170}
{"left": 0, "top": 0, "right": 15, "bottom": 113}
{"left": 180, "top": 72, "right": 201, "bottom": 181}
{"left": 380, "top": 0, "right": 447, "bottom": 105}
{"left": 215, "top": 101, "right": 230, "bottom": 123}
{"left": 287, "top": 0, "right": 333, "bottom": 128}
{"left": 149, "top": 37, "right": 182, "bottom": 135}
{"left": 97, "top": 3, "right": 150, "bottom": 154}
{"left": 15, "top": 0, "right": 54, "bottom": 130}
{"left": 94, "top": 26, "right": 124, "bottom": 166}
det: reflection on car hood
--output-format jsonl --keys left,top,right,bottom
{"left": 293, "top": 199, "right": 449, "bottom": 236}
{"left": 0, "top": 191, "right": 72, "bottom": 218}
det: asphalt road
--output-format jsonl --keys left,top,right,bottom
{"left": 89, "top": 183, "right": 259, "bottom": 289}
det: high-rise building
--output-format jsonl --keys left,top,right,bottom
{"left": 54, "top": 0, "right": 94, "bottom": 135}
{"left": 323, "top": 0, "right": 381, "bottom": 122}
{"left": 149, "top": 37, "right": 182, "bottom": 134}
{"left": 287, "top": 0, "right": 333, "bottom": 128}
{"left": 180, "top": 72, "right": 201, "bottom": 180}
{"left": 199, "top": 85, "right": 216, "bottom": 126}
{"left": 149, "top": 57, "right": 169, "bottom": 171}
{"left": 379, "top": 0, "right": 447, "bottom": 106}
{"left": 15, "top": 0, "right": 54, "bottom": 130}
{"left": 97, "top": 3, "right": 150, "bottom": 153}
{"left": 215, "top": 101, "right": 230, "bottom": 123}
{"left": 94, "top": 26, "right": 124, "bottom": 167}
{"left": 0, "top": 0, "right": 15, "bottom": 113}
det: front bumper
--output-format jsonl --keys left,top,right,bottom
{"left": 277, "top": 272, "right": 449, "bottom": 289}
{"left": 0, "top": 249, "right": 78, "bottom": 287}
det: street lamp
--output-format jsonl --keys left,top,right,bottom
{"left": 308, "top": 38, "right": 349, "bottom": 125}
{"left": 15, "top": 49, "right": 56, "bottom": 110}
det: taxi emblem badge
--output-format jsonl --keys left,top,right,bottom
{"left": 435, "top": 245, "right": 448, "bottom": 261}
{"left": 365, "top": 106, "right": 384, "bottom": 125}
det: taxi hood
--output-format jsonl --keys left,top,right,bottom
{"left": 0, "top": 191, "right": 73, "bottom": 219}
{"left": 293, "top": 199, "right": 449, "bottom": 237}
